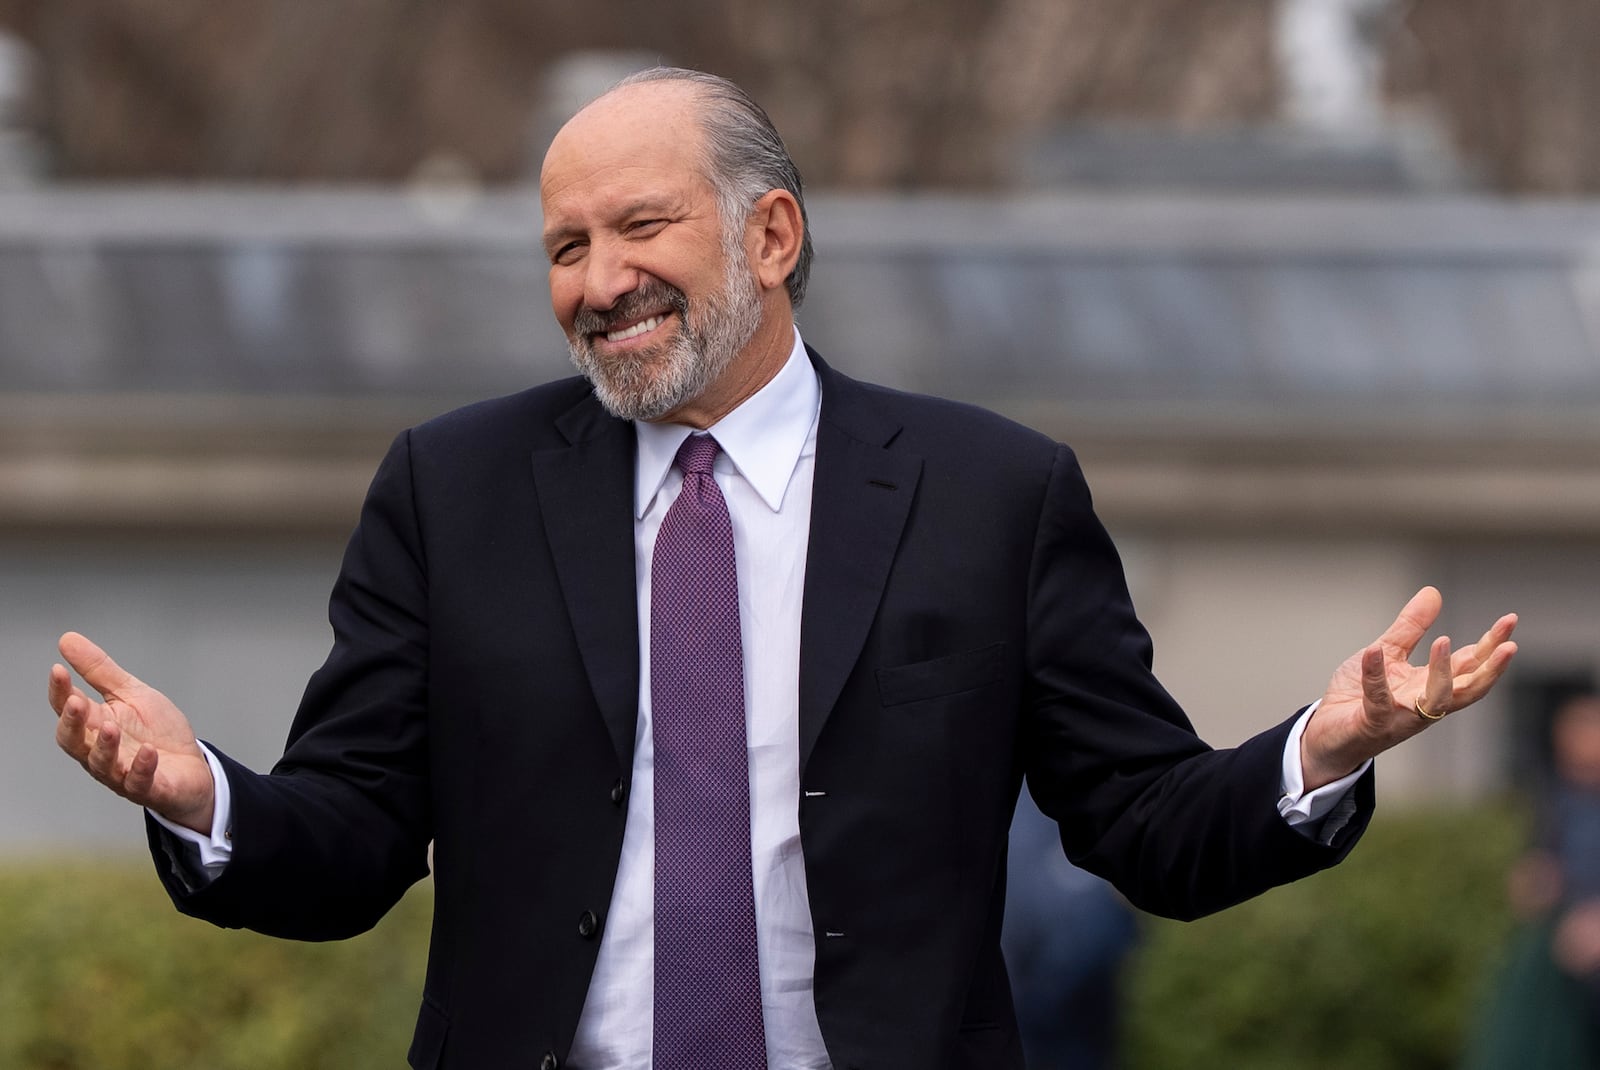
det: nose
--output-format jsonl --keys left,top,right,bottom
{"left": 581, "top": 240, "right": 641, "bottom": 313}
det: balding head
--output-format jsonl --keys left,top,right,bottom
{"left": 583, "top": 68, "right": 814, "bottom": 308}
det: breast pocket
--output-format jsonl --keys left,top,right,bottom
{"left": 875, "top": 643, "right": 1005, "bottom": 707}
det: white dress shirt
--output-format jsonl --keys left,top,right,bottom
{"left": 157, "top": 326, "right": 1366, "bottom": 1069}
{"left": 567, "top": 329, "right": 829, "bottom": 1068}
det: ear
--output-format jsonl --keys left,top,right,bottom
{"left": 747, "top": 188, "right": 803, "bottom": 297}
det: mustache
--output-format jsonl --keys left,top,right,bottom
{"left": 572, "top": 278, "right": 690, "bottom": 336}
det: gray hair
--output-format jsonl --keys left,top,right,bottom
{"left": 610, "top": 66, "right": 814, "bottom": 308}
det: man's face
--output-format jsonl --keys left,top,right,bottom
{"left": 1555, "top": 699, "right": 1600, "bottom": 789}
{"left": 540, "top": 84, "right": 763, "bottom": 422}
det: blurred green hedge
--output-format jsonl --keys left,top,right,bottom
{"left": 1122, "top": 804, "right": 1525, "bottom": 1070}
{"left": 0, "top": 805, "right": 1523, "bottom": 1070}
{"left": 0, "top": 860, "right": 429, "bottom": 1070}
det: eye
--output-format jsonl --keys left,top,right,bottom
{"left": 550, "top": 240, "right": 585, "bottom": 266}
{"left": 627, "top": 218, "right": 668, "bottom": 238}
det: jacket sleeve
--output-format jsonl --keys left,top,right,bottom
{"left": 1021, "top": 443, "right": 1372, "bottom": 920}
{"left": 149, "top": 430, "right": 434, "bottom": 940}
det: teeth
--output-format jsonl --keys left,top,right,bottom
{"left": 606, "top": 314, "right": 664, "bottom": 342}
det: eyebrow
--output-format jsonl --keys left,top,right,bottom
{"left": 541, "top": 225, "right": 579, "bottom": 257}
{"left": 615, "top": 196, "right": 680, "bottom": 221}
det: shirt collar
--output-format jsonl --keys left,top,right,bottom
{"left": 634, "top": 327, "right": 820, "bottom": 519}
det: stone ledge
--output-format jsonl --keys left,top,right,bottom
{"left": 0, "top": 394, "right": 428, "bottom": 535}
{"left": 5, "top": 392, "right": 1598, "bottom": 537}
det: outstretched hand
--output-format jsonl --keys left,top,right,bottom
{"left": 1302, "top": 587, "right": 1518, "bottom": 790}
{"left": 49, "top": 632, "right": 215, "bottom": 834}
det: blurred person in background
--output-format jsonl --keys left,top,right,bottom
{"left": 1525, "top": 695, "right": 1600, "bottom": 1010}
{"left": 1004, "top": 791, "right": 1138, "bottom": 1070}
{"left": 1467, "top": 693, "right": 1600, "bottom": 1069}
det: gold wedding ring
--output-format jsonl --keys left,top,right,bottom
{"left": 1413, "top": 697, "right": 1446, "bottom": 722}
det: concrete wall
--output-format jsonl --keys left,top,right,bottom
{"left": 1, "top": 534, "right": 346, "bottom": 851}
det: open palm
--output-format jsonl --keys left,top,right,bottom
{"left": 50, "top": 632, "right": 215, "bottom": 833}
{"left": 1303, "top": 587, "right": 1517, "bottom": 789}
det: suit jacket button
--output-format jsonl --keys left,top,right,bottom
{"left": 610, "top": 779, "right": 625, "bottom": 806}
{"left": 539, "top": 1052, "right": 560, "bottom": 1070}
{"left": 578, "top": 910, "right": 599, "bottom": 939}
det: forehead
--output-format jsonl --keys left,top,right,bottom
{"left": 540, "top": 82, "right": 712, "bottom": 226}
{"left": 1557, "top": 699, "right": 1600, "bottom": 731}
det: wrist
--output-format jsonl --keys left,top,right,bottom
{"left": 159, "top": 797, "right": 216, "bottom": 837}
{"left": 160, "top": 751, "right": 219, "bottom": 836}
{"left": 1300, "top": 714, "right": 1364, "bottom": 792}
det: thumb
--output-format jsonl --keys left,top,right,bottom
{"left": 1373, "top": 585, "right": 1442, "bottom": 660}
{"left": 58, "top": 632, "right": 137, "bottom": 699}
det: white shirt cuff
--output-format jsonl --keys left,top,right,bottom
{"left": 147, "top": 742, "right": 234, "bottom": 872}
{"left": 1278, "top": 700, "right": 1370, "bottom": 826}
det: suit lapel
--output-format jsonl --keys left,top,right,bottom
{"left": 529, "top": 395, "right": 641, "bottom": 771}
{"left": 799, "top": 357, "right": 922, "bottom": 771}
{"left": 524, "top": 358, "right": 920, "bottom": 776}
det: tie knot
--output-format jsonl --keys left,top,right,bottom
{"left": 675, "top": 434, "right": 721, "bottom": 477}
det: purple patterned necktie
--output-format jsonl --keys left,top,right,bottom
{"left": 652, "top": 433, "right": 767, "bottom": 1069}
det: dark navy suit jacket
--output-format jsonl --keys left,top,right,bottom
{"left": 151, "top": 350, "right": 1372, "bottom": 1069}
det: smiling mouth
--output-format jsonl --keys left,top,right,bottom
{"left": 603, "top": 313, "right": 668, "bottom": 343}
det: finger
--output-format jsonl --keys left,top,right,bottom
{"left": 48, "top": 664, "right": 95, "bottom": 725}
{"left": 47, "top": 663, "right": 73, "bottom": 715}
{"left": 58, "top": 632, "right": 137, "bottom": 700}
{"left": 1373, "top": 586, "right": 1443, "bottom": 661}
{"left": 1450, "top": 639, "right": 1519, "bottom": 708}
{"left": 84, "top": 717, "right": 121, "bottom": 783}
{"left": 1360, "top": 643, "right": 1394, "bottom": 716}
{"left": 55, "top": 693, "right": 91, "bottom": 759}
{"left": 51, "top": 652, "right": 112, "bottom": 745}
{"left": 124, "top": 744, "right": 159, "bottom": 802}
{"left": 1423, "top": 635, "right": 1453, "bottom": 714}
{"left": 1449, "top": 613, "right": 1519, "bottom": 676}
{"left": 1485, "top": 612, "right": 1518, "bottom": 647}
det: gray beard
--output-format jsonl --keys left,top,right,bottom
{"left": 566, "top": 247, "right": 764, "bottom": 423}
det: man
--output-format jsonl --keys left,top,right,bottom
{"left": 50, "top": 68, "right": 1518, "bottom": 1069}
